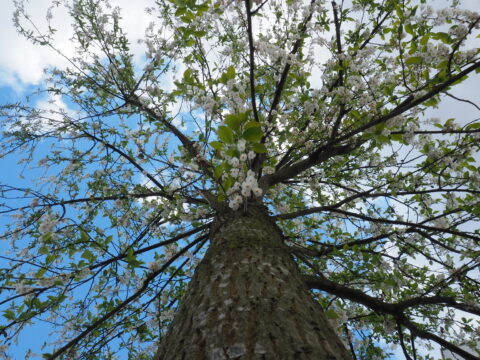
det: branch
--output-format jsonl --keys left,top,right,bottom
{"left": 305, "top": 275, "right": 480, "bottom": 316}
{"left": 260, "top": 141, "right": 360, "bottom": 189}
{"left": 276, "top": 7, "right": 392, "bottom": 171}
{"left": 304, "top": 274, "right": 395, "bottom": 313}
{"left": 334, "top": 60, "right": 480, "bottom": 145}
{"left": 446, "top": 17, "right": 480, "bottom": 73}
{"left": 265, "top": 0, "right": 317, "bottom": 122}
{"left": 49, "top": 234, "right": 208, "bottom": 359}
{"left": 401, "top": 317, "right": 479, "bottom": 360}
{"left": 38, "top": 192, "right": 206, "bottom": 211}
{"left": 396, "top": 296, "right": 480, "bottom": 317}
{"left": 278, "top": 206, "right": 479, "bottom": 243}
{"left": 397, "top": 322, "right": 414, "bottom": 360}
{"left": 250, "top": 0, "right": 269, "bottom": 15}
{"left": 391, "top": 128, "right": 480, "bottom": 136}
{"left": 344, "top": 324, "right": 359, "bottom": 360}
{"left": 275, "top": 187, "right": 480, "bottom": 221}
{"left": 126, "top": 96, "right": 214, "bottom": 180}
{"left": 325, "top": 208, "right": 478, "bottom": 242}
{"left": 264, "top": 60, "right": 480, "bottom": 189}
{"left": 445, "top": 92, "right": 480, "bottom": 111}
{"left": 330, "top": 0, "right": 346, "bottom": 140}
{"left": 245, "top": 0, "right": 260, "bottom": 123}
{"left": 76, "top": 126, "right": 167, "bottom": 193}
{"left": 90, "top": 223, "right": 211, "bottom": 272}
{"left": 286, "top": 232, "right": 393, "bottom": 257}
{"left": 304, "top": 275, "right": 480, "bottom": 360}
{"left": 253, "top": 0, "right": 317, "bottom": 171}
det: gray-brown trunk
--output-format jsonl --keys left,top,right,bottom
{"left": 155, "top": 205, "right": 351, "bottom": 359}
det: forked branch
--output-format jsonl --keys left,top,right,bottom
{"left": 304, "top": 274, "right": 480, "bottom": 360}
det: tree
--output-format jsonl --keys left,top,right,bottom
{"left": 0, "top": 0, "right": 479, "bottom": 358}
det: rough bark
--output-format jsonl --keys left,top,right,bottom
{"left": 155, "top": 205, "right": 351, "bottom": 360}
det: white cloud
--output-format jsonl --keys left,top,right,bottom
{"left": 0, "top": 0, "right": 153, "bottom": 90}
{"left": 112, "top": 0, "right": 153, "bottom": 64}
{"left": 35, "top": 93, "right": 72, "bottom": 130}
{"left": 0, "top": 1, "right": 74, "bottom": 88}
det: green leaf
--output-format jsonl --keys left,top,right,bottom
{"left": 226, "top": 65, "right": 235, "bottom": 78}
{"left": 436, "top": 32, "right": 451, "bottom": 44}
{"left": 225, "top": 114, "right": 242, "bottom": 132}
{"left": 423, "top": 97, "right": 439, "bottom": 107}
{"left": 395, "top": 5, "right": 403, "bottom": 20}
{"left": 466, "top": 123, "right": 480, "bottom": 130}
{"left": 183, "top": 68, "right": 195, "bottom": 84}
{"left": 218, "top": 126, "right": 234, "bottom": 144}
{"left": 214, "top": 163, "right": 225, "bottom": 179}
{"left": 390, "top": 134, "right": 403, "bottom": 142}
{"left": 325, "top": 309, "right": 340, "bottom": 319}
{"left": 209, "top": 141, "right": 223, "bottom": 151}
{"left": 175, "top": 7, "right": 186, "bottom": 16}
{"left": 405, "top": 23, "right": 414, "bottom": 35}
{"left": 451, "top": 75, "right": 468, "bottom": 86}
{"left": 220, "top": 65, "right": 235, "bottom": 84}
{"left": 420, "top": 34, "right": 430, "bottom": 45}
{"left": 405, "top": 56, "right": 422, "bottom": 65}
{"left": 350, "top": 110, "right": 361, "bottom": 120}
{"left": 437, "top": 60, "right": 449, "bottom": 70}
{"left": 4, "top": 310, "right": 15, "bottom": 320}
{"left": 223, "top": 176, "right": 233, "bottom": 191}
{"left": 81, "top": 249, "right": 93, "bottom": 261}
{"left": 225, "top": 148, "right": 239, "bottom": 158}
{"left": 376, "top": 135, "right": 390, "bottom": 144}
{"left": 36, "top": 268, "right": 47, "bottom": 277}
{"left": 180, "top": 11, "right": 195, "bottom": 23}
{"left": 244, "top": 121, "right": 261, "bottom": 130}
{"left": 242, "top": 126, "right": 263, "bottom": 142}
{"left": 409, "top": 40, "right": 418, "bottom": 54}
{"left": 80, "top": 230, "right": 89, "bottom": 242}
{"left": 251, "top": 143, "right": 267, "bottom": 153}
{"left": 197, "top": 3, "right": 209, "bottom": 12}
{"left": 126, "top": 247, "right": 134, "bottom": 261}
{"left": 46, "top": 254, "right": 56, "bottom": 265}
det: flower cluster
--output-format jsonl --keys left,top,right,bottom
{"left": 255, "top": 40, "right": 300, "bottom": 66}
{"left": 227, "top": 170, "right": 263, "bottom": 211}
{"left": 38, "top": 212, "right": 58, "bottom": 236}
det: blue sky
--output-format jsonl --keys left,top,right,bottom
{"left": 1, "top": 0, "right": 479, "bottom": 359}
{"left": 0, "top": 2, "right": 170, "bottom": 357}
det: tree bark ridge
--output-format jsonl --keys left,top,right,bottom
{"left": 155, "top": 205, "right": 350, "bottom": 359}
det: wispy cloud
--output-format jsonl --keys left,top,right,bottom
{"left": 0, "top": 0, "right": 154, "bottom": 91}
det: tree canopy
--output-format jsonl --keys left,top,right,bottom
{"left": 1, "top": 0, "right": 480, "bottom": 359}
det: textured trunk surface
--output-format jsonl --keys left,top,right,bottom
{"left": 155, "top": 206, "right": 350, "bottom": 360}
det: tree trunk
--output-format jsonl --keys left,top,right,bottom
{"left": 155, "top": 205, "right": 351, "bottom": 360}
